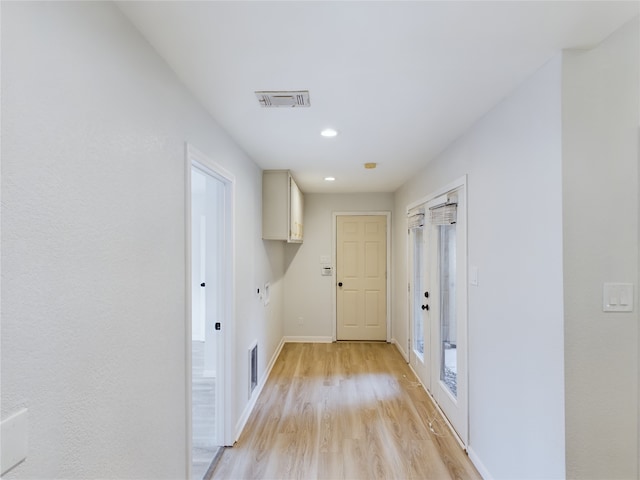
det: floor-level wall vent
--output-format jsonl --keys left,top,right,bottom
{"left": 249, "top": 342, "right": 258, "bottom": 397}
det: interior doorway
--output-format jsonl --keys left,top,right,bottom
{"left": 187, "top": 145, "right": 234, "bottom": 480}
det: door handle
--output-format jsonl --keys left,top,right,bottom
{"left": 200, "top": 282, "right": 205, "bottom": 287}
{"left": 338, "top": 282, "right": 343, "bottom": 287}
{"left": 421, "top": 304, "right": 429, "bottom": 311}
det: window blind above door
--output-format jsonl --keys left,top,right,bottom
{"left": 429, "top": 201, "right": 457, "bottom": 225}
{"left": 407, "top": 207, "right": 425, "bottom": 229}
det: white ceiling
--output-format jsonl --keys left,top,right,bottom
{"left": 118, "top": 1, "right": 639, "bottom": 193}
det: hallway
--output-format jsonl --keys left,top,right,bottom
{"left": 212, "top": 342, "right": 480, "bottom": 479}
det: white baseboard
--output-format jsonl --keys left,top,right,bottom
{"left": 283, "top": 335, "right": 333, "bottom": 343}
{"left": 467, "top": 447, "right": 491, "bottom": 480}
{"left": 391, "top": 338, "right": 408, "bottom": 361}
{"left": 234, "top": 336, "right": 285, "bottom": 441}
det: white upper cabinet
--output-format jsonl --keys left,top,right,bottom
{"left": 262, "top": 170, "right": 304, "bottom": 243}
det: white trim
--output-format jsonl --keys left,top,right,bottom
{"left": 406, "top": 175, "right": 468, "bottom": 214}
{"left": 283, "top": 336, "right": 334, "bottom": 343}
{"left": 467, "top": 447, "right": 491, "bottom": 480}
{"left": 187, "top": 144, "right": 235, "bottom": 185}
{"left": 332, "top": 211, "right": 392, "bottom": 342}
{"left": 391, "top": 338, "right": 409, "bottom": 362}
{"left": 405, "top": 210, "right": 412, "bottom": 366}
{"left": 185, "top": 142, "right": 237, "bottom": 480}
{"left": 184, "top": 147, "right": 193, "bottom": 480}
{"left": 235, "top": 336, "right": 286, "bottom": 440}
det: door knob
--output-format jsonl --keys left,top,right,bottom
{"left": 200, "top": 283, "right": 205, "bottom": 287}
{"left": 421, "top": 304, "right": 429, "bottom": 311}
{"left": 338, "top": 282, "right": 343, "bottom": 287}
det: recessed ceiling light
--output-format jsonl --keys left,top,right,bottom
{"left": 364, "top": 162, "right": 377, "bottom": 169}
{"left": 324, "top": 176, "right": 336, "bottom": 182}
{"left": 321, "top": 128, "right": 338, "bottom": 138}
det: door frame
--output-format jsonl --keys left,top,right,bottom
{"left": 185, "top": 143, "right": 236, "bottom": 478}
{"left": 405, "top": 175, "right": 468, "bottom": 447}
{"left": 407, "top": 215, "right": 430, "bottom": 388}
{"left": 331, "top": 211, "right": 391, "bottom": 342}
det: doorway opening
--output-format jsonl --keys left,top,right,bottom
{"left": 187, "top": 145, "right": 234, "bottom": 480}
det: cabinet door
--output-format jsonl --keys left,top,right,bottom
{"left": 262, "top": 171, "right": 289, "bottom": 240}
{"left": 289, "top": 176, "right": 304, "bottom": 242}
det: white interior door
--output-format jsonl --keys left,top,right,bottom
{"left": 427, "top": 187, "right": 468, "bottom": 445}
{"left": 408, "top": 214, "right": 431, "bottom": 387}
{"left": 336, "top": 215, "right": 387, "bottom": 341}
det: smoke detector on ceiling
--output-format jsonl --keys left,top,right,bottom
{"left": 255, "top": 90, "right": 310, "bottom": 108}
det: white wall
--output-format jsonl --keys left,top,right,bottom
{"left": 283, "top": 193, "right": 393, "bottom": 339}
{"left": 562, "top": 17, "right": 639, "bottom": 479}
{"left": 1, "top": 2, "right": 284, "bottom": 478}
{"left": 393, "top": 56, "right": 565, "bottom": 478}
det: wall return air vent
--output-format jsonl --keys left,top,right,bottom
{"left": 255, "top": 90, "right": 310, "bottom": 108}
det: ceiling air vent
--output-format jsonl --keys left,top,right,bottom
{"left": 255, "top": 90, "right": 310, "bottom": 108}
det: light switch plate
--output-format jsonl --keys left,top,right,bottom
{"left": 1, "top": 408, "right": 28, "bottom": 476}
{"left": 603, "top": 283, "right": 634, "bottom": 312}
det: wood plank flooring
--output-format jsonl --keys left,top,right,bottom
{"left": 192, "top": 340, "right": 220, "bottom": 480}
{"left": 212, "top": 342, "right": 481, "bottom": 480}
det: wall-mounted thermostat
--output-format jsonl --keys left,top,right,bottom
{"left": 321, "top": 266, "right": 333, "bottom": 276}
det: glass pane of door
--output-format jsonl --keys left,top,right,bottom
{"left": 438, "top": 224, "right": 457, "bottom": 397}
{"left": 413, "top": 227, "right": 425, "bottom": 359}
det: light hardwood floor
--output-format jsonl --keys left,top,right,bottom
{"left": 212, "top": 342, "right": 481, "bottom": 480}
{"left": 192, "top": 341, "right": 220, "bottom": 480}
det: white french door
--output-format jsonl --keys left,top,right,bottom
{"left": 408, "top": 179, "right": 468, "bottom": 446}
{"left": 408, "top": 212, "right": 430, "bottom": 387}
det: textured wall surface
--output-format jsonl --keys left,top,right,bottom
{"left": 393, "top": 56, "right": 565, "bottom": 478}
{"left": 562, "top": 17, "right": 639, "bottom": 479}
{"left": 1, "top": 2, "right": 282, "bottom": 478}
